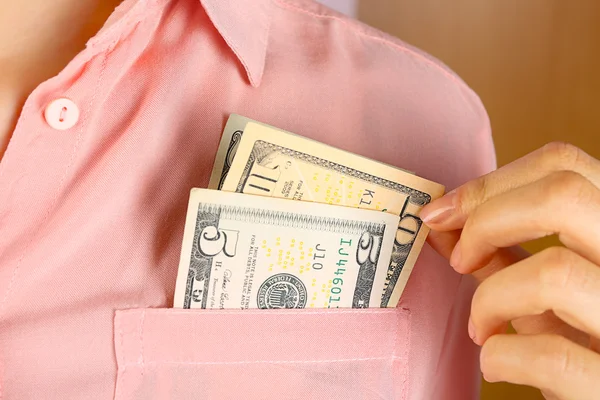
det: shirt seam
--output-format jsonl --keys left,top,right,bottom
{"left": 118, "top": 308, "right": 405, "bottom": 316}
{"left": 273, "top": 0, "right": 459, "bottom": 82}
{"left": 273, "top": 0, "right": 487, "bottom": 123}
{"left": 0, "top": 55, "right": 109, "bottom": 316}
{"left": 138, "top": 309, "right": 146, "bottom": 381}
{"left": 123, "top": 355, "right": 408, "bottom": 367}
{"left": 87, "top": 0, "right": 167, "bottom": 53}
{"left": 432, "top": 274, "right": 468, "bottom": 381}
{"left": 115, "top": 313, "right": 126, "bottom": 400}
{"left": 402, "top": 309, "right": 411, "bottom": 400}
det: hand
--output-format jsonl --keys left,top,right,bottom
{"left": 419, "top": 142, "right": 600, "bottom": 400}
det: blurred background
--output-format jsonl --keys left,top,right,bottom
{"left": 320, "top": 1, "right": 600, "bottom": 399}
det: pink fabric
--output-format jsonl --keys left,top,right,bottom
{"left": 0, "top": 0, "right": 496, "bottom": 398}
{"left": 115, "top": 308, "right": 410, "bottom": 399}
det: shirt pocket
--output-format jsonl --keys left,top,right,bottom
{"left": 113, "top": 308, "right": 410, "bottom": 400}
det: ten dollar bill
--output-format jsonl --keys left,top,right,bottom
{"left": 220, "top": 122, "right": 445, "bottom": 307}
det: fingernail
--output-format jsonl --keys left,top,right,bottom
{"left": 420, "top": 190, "right": 456, "bottom": 225}
{"left": 449, "top": 239, "right": 462, "bottom": 269}
{"left": 468, "top": 316, "right": 477, "bottom": 343}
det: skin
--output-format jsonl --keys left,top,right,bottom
{"left": 420, "top": 142, "right": 600, "bottom": 400}
{"left": 0, "top": 0, "right": 121, "bottom": 161}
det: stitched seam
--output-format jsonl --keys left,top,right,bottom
{"left": 127, "top": 309, "right": 405, "bottom": 316}
{"left": 89, "top": 0, "right": 149, "bottom": 48}
{"left": 273, "top": 0, "right": 467, "bottom": 90}
{"left": 87, "top": 0, "right": 165, "bottom": 53}
{"left": 390, "top": 308, "right": 409, "bottom": 400}
{"left": 0, "top": 339, "right": 3, "bottom": 400}
{"left": 433, "top": 275, "right": 464, "bottom": 377}
{"left": 115, "top": 314, "right": 126, "bottom": 400}
{"left": 0, "top": 54, "right": 109, "bottom": 315}
{"left": 402, "top": 309, "right": 411, "bottom": 400}
{"left": 391, "top": 310, "right": 400, "bottom": 360}
{"left": 138, "top": 309, "right": 146, "bottom": 379}
{"left": 260, "top": 0, "right": 274, "bottom": 81}
{"left": 122, "top": 355, "right": 406, "bottom": 367}
{"left": 392, "top": 309, "right": 401, "bottom": 400}
{"left": 0, "top": 99, "right": 33, "bottom": 181}
{"left": 0, "top": 2, "right": 159, "bottom": 183}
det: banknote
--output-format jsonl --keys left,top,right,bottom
{"left": 209, "top": 114, "right": 413, "bottom": 189}
{"left": 173, "top": 189, "right": 399, "bottom": 309}
{"left": 221, "top": 122, "right": 445, "bottom": 307}
{"left": 208, "top": 114, "right": 252, "bottom": 190}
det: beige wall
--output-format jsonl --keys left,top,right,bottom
{"left": 358, "top": 1, "right": 600, "bottom": 399}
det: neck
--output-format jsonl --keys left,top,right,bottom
{"left": 0, "top": 0, "right": 122, "bottom": 161}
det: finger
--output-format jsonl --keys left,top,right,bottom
{"left": 455, "top": 171, "right": 600, "bottom": 273}
{"left": 540, "top": 390, "right": 560, "bottom": 400}
{"left": 428, "top": 231, "right": 588, "bottom": 345}
{"left": 511, "top": 311, "right": 590, "bottom": 349}
{"left": 420, "top": 142, "right": 600, "bottom": 231}
{"left": 470, "top": 247, "right": 600, "bottom": 345}
{"left": 426, "top": 230, "right": 460, "bottom": 259}
{"left": 541, "top": 390, "right": 561, "bottom": 400}
{"left": 427, "top": 230, "right": 530, "bottom": 283}
{"left": 481, "top": 334, "right": 600, "bottom": 400}
{"left": 589, "top": 337, "right": 600, "bottom": 353}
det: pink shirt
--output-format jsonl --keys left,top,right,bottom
{"left": 0, "top": 0, "right": 496, "bottom": 398}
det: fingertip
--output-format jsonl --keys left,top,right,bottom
{"left": 420, "top": 190, "right": 458, "bottom": 228}
{"left": 449, "top": 239, "right": 483, "bottom": 275}
{"left": 474, "top": 321, "right": 510, "bottom": 348}
{"left": 420, "top": 206, "right": 454, "bottom": 226}
{"left": 449, "top": 240, "right": 462, "bottom": 269}
{"left": 468, "top": 316, "right": 477, "bottom": 343}
{"left": 425, "top": 230, "right": 461, "bottom": 260}
{"left": 479, "top": 334, "right": 503, "bottom": 383}
{"left": 452, "top": 240, "right": 499, "bottom": 276}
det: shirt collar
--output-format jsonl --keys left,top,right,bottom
{"left": 91, "top": 0, "right": 272, "bottom": 87}
{"left": 200, "top": 0, "right": 272, "bottom": 87}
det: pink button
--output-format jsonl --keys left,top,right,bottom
{"left": 44, "top": 98, "right": 80, "bottom": 130}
